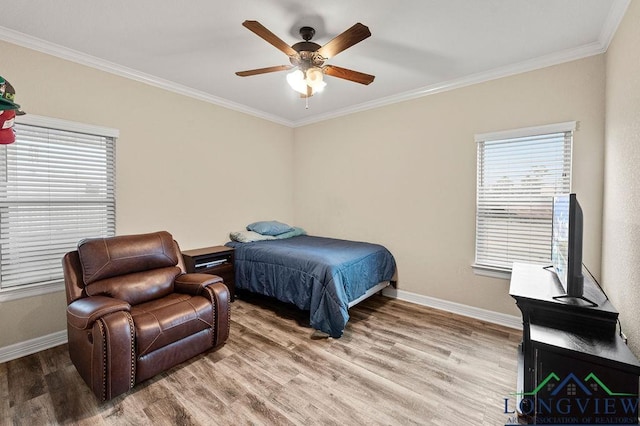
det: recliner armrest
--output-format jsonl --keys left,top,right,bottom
{"left": 67, "top": 296, "right": 131, "bottom": 330}
{"left": 174, "top": 273, "right": 223, "bottom": 296}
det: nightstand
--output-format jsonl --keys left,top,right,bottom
{"left": 182, "top": 246, "right": 235, "bottom": 301}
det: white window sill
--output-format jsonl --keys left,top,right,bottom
{"left": 0, "top": 281, "right": 65, "bottom": 302}
{"left": 471, "top": 264, "right": 512, "bottom": 280}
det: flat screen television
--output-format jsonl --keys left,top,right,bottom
{"left": 550, "top": 193, "right": 596, "bottom": 306}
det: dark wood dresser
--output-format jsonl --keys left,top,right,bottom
{"left": 510, "top": 263, "right": 640, "bottom": 424}
{"left": 182, "top": 245, "right": 235, "bottom": 301}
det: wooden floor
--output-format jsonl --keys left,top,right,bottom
{"left": 0, "top": 294, "right": 521, "bottom": 425}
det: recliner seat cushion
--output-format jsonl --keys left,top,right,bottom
{"left": 78, "top": 231, "right": 179, "bottom": 284}
{"left": 85, "top": 266, "right": 181, "bottom": 305}
{"left": 131, "top": 293, "right": 214, "bottom": 356}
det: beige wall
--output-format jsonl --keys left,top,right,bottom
{"left": 603, "top": 0, "right": 640, "bottom": 355}
{"left": 293, "top": 55, "right": 606, "bottom": 316}
{"left": 0, "top": 40, "right": 294, "bottom": 347}
{"left": 0, "top": 35, "right": 611, "bottom": 349}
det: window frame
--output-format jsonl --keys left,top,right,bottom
{"left": 0, "top": 114, "right": 118, "bottom": 301}
{"left": 472, "top": 121, "right": 576, "bottom": 279}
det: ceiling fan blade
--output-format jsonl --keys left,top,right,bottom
{"left": 242, "top": 20, "right": 298, "bottom": 57}
{"left": 323, "top": 65, "right": 375, "bottom": 85}
{"left": 235, "top": 65, "right": 293, "bottom": 77}
{"left": 316, "top": 23, "right": 371, "bottom": 59}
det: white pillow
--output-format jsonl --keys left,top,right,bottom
{"left": 229, "top": 230, "right": 276, "bottom": 243}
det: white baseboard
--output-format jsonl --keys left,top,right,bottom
{"left": 0, "top": 289, "right": 522, "bottom": 364}
{"left": 382, "top": 287, "right": 522, "bottom": 330}
{"left": 0, "top": 330, "right": 67, "bottom": 364}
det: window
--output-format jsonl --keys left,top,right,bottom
{"left": 474, "top": 121, "right": 575, "bottom": 277}
{"left": 0, "top": 115, "right": 117, "bottom": 301}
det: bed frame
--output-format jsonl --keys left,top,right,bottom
{"left": 347, "top": 280, "right": 393, "bottom": 308}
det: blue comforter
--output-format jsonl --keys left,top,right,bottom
{"left": 225, "top": 235, "right": 396, "bottom": 337}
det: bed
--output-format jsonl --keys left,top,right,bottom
{"left": 225, "top": 235, "right": 396, "bottom": 337}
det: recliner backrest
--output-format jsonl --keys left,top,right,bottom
{"left": 77, "top": 231, "right": 181, "bottom": 305}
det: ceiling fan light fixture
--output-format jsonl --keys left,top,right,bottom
{"left": 306, "top": 67, "right": 326, "bottom": 92}
{"left": 287, "top": 67, "right": 326, "bottom": 96}
{"left": 312, "top": 79, "right": 327, "bottom": 93}
{"left": 286, "top": 69, "right": 307, "bottom": 95}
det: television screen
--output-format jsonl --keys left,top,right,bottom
{"left": 551, "top": 195, "right": 570, "bottom": 292}
{"left": 551, "top": 193, "right": 584, "bottom": 298}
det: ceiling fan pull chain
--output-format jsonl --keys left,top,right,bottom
{"left": 305, "top": 96, "right": 309, "bottom": 109}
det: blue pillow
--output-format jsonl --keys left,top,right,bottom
{"left": 246, "top": 220, "right": 294, "bottom": 236}
{"left": 274, "top": 227, "right": 306, "bottom": 239}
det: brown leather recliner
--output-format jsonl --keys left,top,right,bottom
{"left": 62, "top": 231, "right": 230, "bottom": 401}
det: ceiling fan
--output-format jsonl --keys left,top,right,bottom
{"left": 236, "top": 20, "right": 375, "bottom": 98}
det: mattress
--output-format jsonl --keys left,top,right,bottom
{"left": 226, "top": 235, "right": 396, "bottom": 337}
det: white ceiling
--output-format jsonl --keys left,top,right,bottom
{"left": 0, "top": 0, "right": 630, "bottom": 127}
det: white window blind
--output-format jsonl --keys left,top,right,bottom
{"left": 474, "top": 122, "right": 574, "bottom": 272}
{"left": 0, "top": 116, "right": 116, "bottom": 296}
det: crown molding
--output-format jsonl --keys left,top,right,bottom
{"left": 598, "top": 0, "right": 631, "bottom": 50}
{"left": 0, "top": 26, "right": 295, "bottom": 128}
{"left": 1, "top": 0, "right": 630, "bottom": 130}
{"left": 290, "top": 40, "right": 607, "bottom": 127}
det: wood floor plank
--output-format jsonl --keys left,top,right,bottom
{"left": 290, "top": 340, "right": 440, "bottom": 423}
{"left": 227, "top": 391, "right": 296, "bottom": 426}
{"left": 0, "top": 362, "right": 9, "bottom": 424}
{"left": 43, "top": 364, "right": 105, "bottom": 424}
{"left": 0, "top": 295, "right": 520, "bottom": 425}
